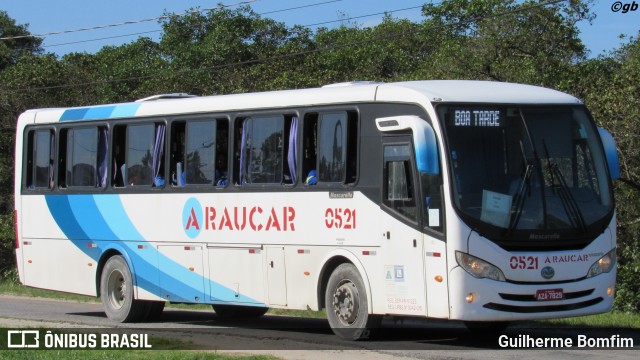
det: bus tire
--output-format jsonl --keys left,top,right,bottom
{"left": 212, "top": 304, "right": 269, "bottom": 318}
{"left": 325, "top": 263, "right": 381, "bottom": 340}
{"left": 100, "top": 255, "right": 148, "bottom": 323}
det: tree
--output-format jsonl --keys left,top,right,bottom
{"left": 0, "top": 13, "right": 64, "bottom": 280}
{"left": 308, "top": 15, "right": 428, "bottom": 84}
{"left": 85, "top": 37, "right": 165, "bottom": 103}
{"left": 0, "top": 10, "right": 43, "bottom": 71}
{"left": 566, "top": 34, "right": 640, "bottom": 312}
{"left": 420, "top": 0, "right": 593, "bottom": 86}
{"left": 159, "top": 5, "right": 301, "bottom": 94}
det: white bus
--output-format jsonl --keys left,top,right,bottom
{"left": 14, "top": 81, "right": 620, "bottom": 339}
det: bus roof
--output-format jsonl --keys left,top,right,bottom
{"left": 25, "top": 80, "right": 581, "bottom": 125}
{"left": 378, "top": 80, "right": 581, "bottom": 105}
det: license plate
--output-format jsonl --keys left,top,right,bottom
{"left": 536, "top": 288, "right": 564, "bottom": 301}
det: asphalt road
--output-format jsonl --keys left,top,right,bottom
{"left": 0, "top": 295, "right": 638, "bottom": 359}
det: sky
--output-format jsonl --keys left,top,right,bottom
{"left": 1, "top": 0, "right": 638, "bottom": 58}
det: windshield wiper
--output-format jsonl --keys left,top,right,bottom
{"left": 506, "top": 162, "right": 534, "bottom": 235}
{"left": 542, "top": 140, "right": 587, "bottom": 233}
{"left": 506, "top": 109, "right": 546, "bottom": 235}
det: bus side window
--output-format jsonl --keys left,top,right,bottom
{"left": 170, "top": 121, "right": 186, "bottom": 186}
{"left": 112, "top": 125, "right": 127, "bottom": 188}
{"left": 112, "top": 123, "right": 160, "bottom": 187}
{"left": 302, "top": 113, "right": 318, "bottom": 185}
{"left": 215, "top": 120, "right": 229, "bottom": 186}
{"left": 318, "top": 112, "right": 346, "bottom": 183}
{"left": 63, "top": 127, "right": 99, "bottom": 187}
{"left": 58, "top": 129, "right": 68, "bottom": 188}
{"left": 310, "top": 111, "right": 358, "bottom": 185}
{"left": 346, "top": 112, "right": 358, "bottom": 183}
{"left": 126, "top": 124, "right": 155, "bottom": 186}
{"left": 383, "top": 144, "right": 417, "bottom": 221}
{"left": 26, "top": 129, "right": 55, "bottom": 190}
{"left": 185, "top": 120, "right": 216, "bottom": 185}
{"left": 171, "top": 119, "right": 226, "bottom": 187}
{"left": 237, "top": 115, "right": 285, "bottom": 184}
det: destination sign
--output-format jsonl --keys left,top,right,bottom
{"left": 451, "top": 109, "right": 504, "bottom": 128}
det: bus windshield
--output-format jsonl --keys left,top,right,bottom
{"left": 440, "top": 105, "right": 613, "bottom": 245}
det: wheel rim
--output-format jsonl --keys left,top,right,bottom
{"left": 332, "top": 279, "right": 360, "bottom": 326}
{"left": 107, "top": 269, "right": 126, "bottom": 310}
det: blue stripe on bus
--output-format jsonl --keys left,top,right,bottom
{"left": 59, "top": 104, "right": 140, "bottom": 121}
{"left": 93, "top": 196, "right": 208, "bottom": 302}
{"left": 68, "top": 195, "right": 118, "bottom": 240}
{"left": 109, "top": 104, "right": 141, "bottom": 119}
{"left": 44, "top": 194, "right": 264, "bottom": 305}
{"left": 45, "top": 195, "right": 90, "bottom": 241}
{"left": 84, "top": 106, "right": 117, "bottom": 120}
{"left": 94, "top": 195, "right": 144, "bottom": 241}
{"left": 59, "top": 108, "right": 90, "bottom": 122}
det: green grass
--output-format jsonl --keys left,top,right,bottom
{"left": 541, "top": 312, "right": 640, "bottom": 328}
{"left": 267, "top": 307, "right": 326, "bottom": 319}
{"left": 0, "top": 281, "right": 98, "bottom": 303}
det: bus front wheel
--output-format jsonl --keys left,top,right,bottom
{"left": 325, "top": 263, "right": 381, "bottom": 340}
{"left": 100, "top": 255, "right": 148, "bottom": 322}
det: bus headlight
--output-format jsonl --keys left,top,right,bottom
{"left": 455, "top": 251, "right": 505, "bottom": 282}
{"left": 587, "top": 249, "right": 616, "bottom": 278}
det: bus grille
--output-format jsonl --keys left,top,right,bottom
{"left": 483, "top": 297, "right": 603, "bottom": 313}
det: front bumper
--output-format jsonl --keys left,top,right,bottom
{"left": 448, "top": 266, "right": 615, "bottom": 321}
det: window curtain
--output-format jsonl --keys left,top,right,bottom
{"left": 48, "top": 131, "right": 55, "bottom": 187}
{"left": 96, "top": 128, "right": 109, "bottom": 188}
{"left": 288, "top": 117, "right": 298, "bottom": 183}
{"left": 152, "top": 124, "right": 166, "bottom": 185}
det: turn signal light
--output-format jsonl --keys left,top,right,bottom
{"left": 466, "top": 293, "right": 475, "bottom": 303}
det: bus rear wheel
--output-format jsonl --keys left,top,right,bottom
{"left": 325, "top": 263, "right": 381, "bottom": 340}
{"left": 212, "top": 304, "right": 269, "bottom": 318}
{"left": 100, "top": 255, "right": 148, "bottom": 322}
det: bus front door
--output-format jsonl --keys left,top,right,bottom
{"left": 380, "top": 136, "right": 427, "bottom": 317}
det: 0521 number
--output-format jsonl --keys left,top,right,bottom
{"left": 509, "top": 255, "right": 539, "bottom": 270}
{"left": 325, "top": 208, "right": 356, "bottom": 229}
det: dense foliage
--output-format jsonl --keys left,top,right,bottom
{"left": 0, "top": 1, "right": 638, "bottom": 311}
